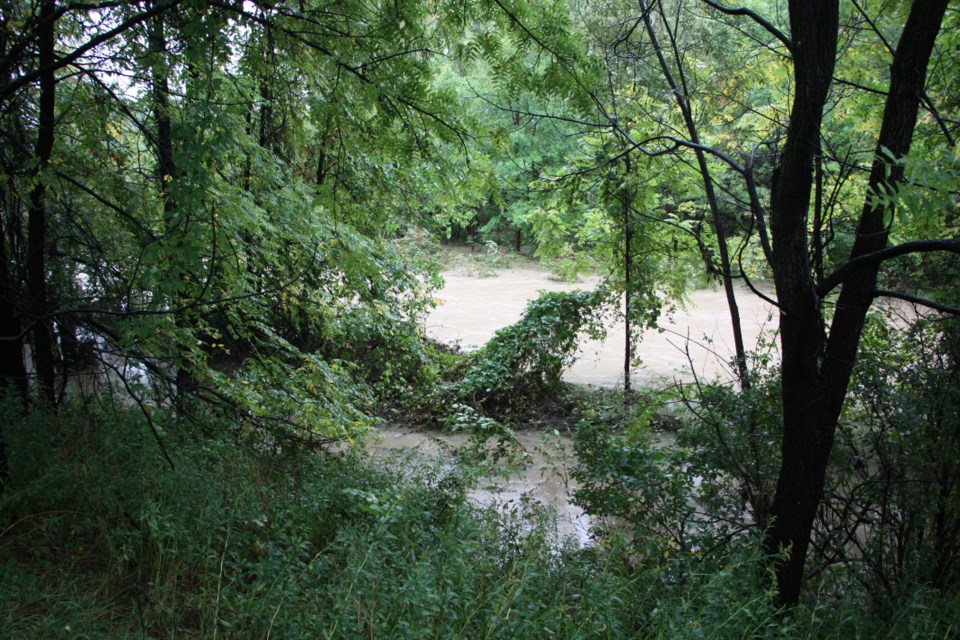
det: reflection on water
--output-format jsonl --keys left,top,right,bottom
{"left": 425, "top": 266, "right": 777, "bottom": 387}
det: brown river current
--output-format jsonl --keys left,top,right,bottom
{"left": 424, "top": 266, "right": 777, "bottom": 387}
{"left": 373, "top": 265, "right": 777, "bottom": 545}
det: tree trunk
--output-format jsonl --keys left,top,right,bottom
{"left": 820, "top": 0, "right": 949, "bottom": 424}
{"left": 640, "top": 0, "right": 749, "bottom": 387}
{"left": 0, "top": 213, "right": 26, "bottom": 487}
{"left": 763, "top": 0, "right": 839, "bottom": 605}
{"left": 0, "top": 217, "right": 22, "bottom": 487}
{"left": 150, "top": 11, "right": 196, "bottom": 401}
{"left": 0, "top": 223, "right": 28, "bottom": 401}
{"left": 765, "top": 0, "right": 947, "bottom": 604}
{"left": 26, "top": 0, "right": 57, "bottom": 405}
{"left": 623, "top": 185, "right": 632, "bottom": 394}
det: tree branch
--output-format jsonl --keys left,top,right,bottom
{"left": 700, "top": 0, "right": 793, "bottom": 52}
{"left": 850, "top": 0, "right": 955, "bottom": 146}
{"left": 817, "top": 239, "right": 960, "bottom": 297}
{"left": 0, "top": 0, "right": 182, "bottom": 105}
{"left": 873, "top": 289, "right": 960, "bottom": 316}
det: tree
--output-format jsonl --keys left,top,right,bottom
{"left": 762, "top": 0, "right": 955, "bottom": 604}
{"left": 605, "top": 0, "right": 958, "bottom": 603}
{"left": 0, "top": 0, "right": 474, "bottom": 459}
{"left": 482, "top": 0, "right": 959, "bottom": 603}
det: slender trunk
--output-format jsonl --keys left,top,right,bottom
{"left": 26, "top": 0, "right": 57, "bottom": 405}
{"left": 151, "top": 17, "right": 175, "bottom": 214}
{"left": 0, "top": 22, "right": 27, "bottom": 406}
{"left": 0, "top": 214, "right": 26, "bottom": 488}
{"left": 316, "top": 149, "right": 327, "bottom": 185}
{"left": 640, "top": 0, "right": 748, "bottom": 387}
{"left": 821, "top": 0, "right": 948, "bottom": 424}
{"left": 812, "top": 146, "right": 825, "bottom": 286}
{"left": 0, "top": 6, "right": 25, "bottom": 489}
{"left": 150, "top": 12, "right": 195, "bottom": 400}
{"left": 623, "top": 187, "right": 631, "bottom": 394}
{"left": 0, "top": 234, "right": 27, "bottom": 399}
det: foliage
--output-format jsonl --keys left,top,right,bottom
{"left": 2, "top": 0, "right": 959, "bottom": 628}
{"left": 572, "top": 390, "right": 705, "bottom": 561}
{"left": 4, "top": 389, "right": 960, "bottom": 638}
{"left": 0, "top": 0, "right": 467, "bottom": 443}
{"left": 460, "top": 288, "right": 612, "bottom": 412}
{"left": 0, "top": 399, "right": 647, "bottom": 639}
{"left": 673, "top": 341, "right": 784, "bottom": 534}
{"left": 571, "top": 305, "right": 960, "bottom": 615}
{"left": 820, "top": 310, "right": 960, "bottom": 599}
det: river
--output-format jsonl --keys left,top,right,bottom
{"left": 370, "top": 428, "right": 595, "bottom": 545}
{"left": 424, "top": 265, "right": 777, "bottom": 387}
{"left": 372, "top": 264, "right": 776, "bottom": 546}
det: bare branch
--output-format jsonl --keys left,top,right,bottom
{"left": 627, "top": 134, "right": 747, "bottom": 173}
{"left": 833, "top": 77, "right": 888, "bottom": 97}
{"left": 873, "top": 289, "right": 960, "bottom": 316}
{"left": 817, "top": 239, "right": 960, "bottom": 297}
{"left": 700, "top": 0, "right": 793, "bottom": 52}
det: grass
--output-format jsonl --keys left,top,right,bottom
{"left": 2, "top": 396, "right": 959, "bottom": 638}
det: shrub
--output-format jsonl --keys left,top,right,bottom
{"left": 460, "top": 289, "right": 611, "bottom": 413}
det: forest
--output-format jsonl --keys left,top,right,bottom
{"left": 1, "top": 0, "right": 959, "bottom": 637}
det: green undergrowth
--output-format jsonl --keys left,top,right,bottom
{"left": 0, "top": 398, "right": 642, "bottom": 639}
{"left": 2, "top": 395, "right": 958, "bottom": 639}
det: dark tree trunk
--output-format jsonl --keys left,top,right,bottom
{"left": 26, "top": 0, "right": 57, "bottom": 405}
{"left": 0, "top": 4, "right": 27, "bottom": 407}
{"left": 0, "top": 164, "right": 27, "bottom": 406}
{"left": 150, "top": 16, "right": 175, "bottom": 212}
{"left": 764, "top": 0, "right": 840, "bottom": 605}
{"left": 0, "top": 214, "right": 22, "bottom": 486}
{"left": 623, "top": 185, "right": 631, "bottom": 394}
{"left": 821, "top": 0, "right": 949, "bottom": 422}
{"left": 765, "top": 0, "right": 947, "bottom": 605}
{"left": 150, "top": 11, "right": 197, "bottom": 401}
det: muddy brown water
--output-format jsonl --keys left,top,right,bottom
{"left": 424, "top": 265, "right": 777, "bottom": 387}
{"left": 372, "top": 265, "right": 776, "bottom": 546}
{"left": 369, "top": 429, "right": 594, "bottom": 545}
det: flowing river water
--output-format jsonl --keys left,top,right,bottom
{"left": 372, "top": 264, "right": 777, "bottom": 545}
{"left": 424, "top": 265, "right": 777, "bottom": 387}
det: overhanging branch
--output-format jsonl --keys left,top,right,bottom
{"left": 873, "top": 289, "right": 960, "bottom": 316}
{"left": 700, "top": 0, "right": 793, "bottom": 52}
{"left": 817, "top": 239, "right": 960, "bottom": 297}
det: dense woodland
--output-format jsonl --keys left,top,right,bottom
{"left": 1, "top": 0, "right": 959, "bottom": 636}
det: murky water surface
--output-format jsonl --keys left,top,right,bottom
{"left": 373, "top": 265, "right": 776, "bottom": 546}
{"left": 424, "top": 265, "right": 777, "bottom": 387}
{"left": 370, "top": 426, "right": 678, "bottom": 547}
{"left": 370, "top": 428, "right": 593, "bottom": 545}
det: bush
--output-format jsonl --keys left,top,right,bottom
{"left": 0, "top": 398, "right": 647, "bottom": 639}
{"left": 460, "top": 289, "right": 611, "bottom": 413}
{"left": 820, "top": 312, "right": 960, "bottom": 600}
